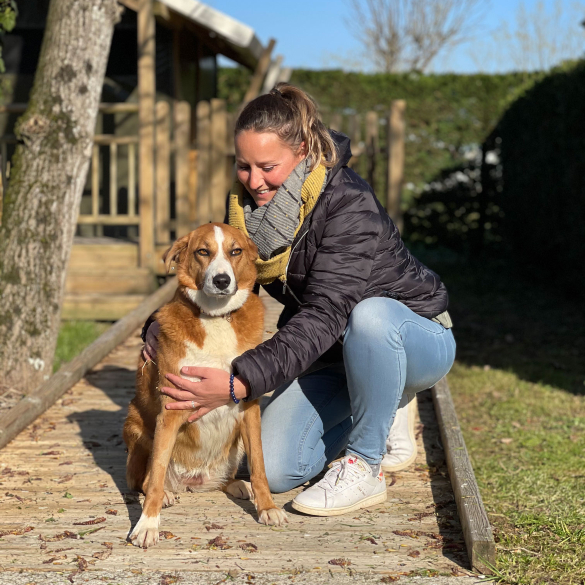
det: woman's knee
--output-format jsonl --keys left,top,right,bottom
{"left": 345, "top": 297, "right": 404, "bottom": 346}
{"left": 263, "top": 453, "right": 303, "bottom": 493}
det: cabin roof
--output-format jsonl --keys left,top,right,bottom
{"left": 158, "top": 0, "right": 264, "bottom": 69}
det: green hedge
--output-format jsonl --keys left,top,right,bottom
{"left": 493, "top": 60, "right": 585, "bottom": 291}
{"left": 219, "top": 67, "right": 538, "bottom": 205}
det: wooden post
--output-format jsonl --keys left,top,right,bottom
{"left": 188, "top": 149, "right": 198, "bottom": 225}
{"left": 365, "top": 111, "right": 378, "bottom": 191}
{"left": 175, "top": 100, "right": 191, "bottom": 237}
{"left": 196, "top": 100, "right": 211, "bottom": 224}
{"left": 210, "top": 98, "right": 227, "bottom": 223}
{"left": 329, "top": 112, "right": 342, "bottom": 132}
{"left": 128, "top": 142, "right": 136, "bottom": 218}
{"left": 137, "top": 0, "right": 156, "bottom": 268}
{"left": 91, "top": 144, "right": 100, "bottom": 219}
{"left": 109, "top": 142, "right": 118, "bottom": 216}
{"left": 386, "top": 100, "right": 405, "bottom": 233}
{"left": 155, "top": 101, "right": 170, "bottom": 244}
{"left": 348, "top": 113, "right": 362, "bottom": 169}
{"left": 241, "top": 39, "right": 276, "bottom": 109}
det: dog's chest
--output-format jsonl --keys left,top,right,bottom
{"left": 178, "top": 316, "right": 239, "bottom": 374}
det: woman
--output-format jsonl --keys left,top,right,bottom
{"left": 147, "top": 83, "right": 456, "bottom": 517}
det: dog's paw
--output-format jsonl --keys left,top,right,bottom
{"left": 129, "top": 513, "right": 160, "bottom": 548}
{"left": 162, "top": 491, "right": 175, "bottom": 507}
{"left": 258, "top": 507, "right": 288, "bottom": 526}
{"left": 225, "top": 479, "right": 254, "bottom": 500}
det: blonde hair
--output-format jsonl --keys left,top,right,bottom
{"left": 235, "top": 82, "right": 338, "bottom": 170}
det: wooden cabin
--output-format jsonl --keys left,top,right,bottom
{"left": 0, "top": 0, "right": 287, "bottom": 319}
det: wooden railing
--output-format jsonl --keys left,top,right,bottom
{"left": 0, "top": 99, "right": 405, "bottom": 269}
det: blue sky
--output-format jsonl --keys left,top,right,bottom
{"left": 210, "top": 0, "right": 585, "bottom": 73}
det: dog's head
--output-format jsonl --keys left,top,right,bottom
{"left": 163, "top": 223, "right": 258, "bottom": 314}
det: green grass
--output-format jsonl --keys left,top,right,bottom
{"left": 417, "top": 248, "right": 585, "bottom": 585}
{"left": 53, "top": 320, "right": 111, "bottom": 372}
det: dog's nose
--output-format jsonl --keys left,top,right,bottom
{"left": 212, "top": 273, "right": 231, "bottom": 291}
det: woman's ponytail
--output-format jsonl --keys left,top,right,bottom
{"left": 235, "top": 83, "right": 338, "bottom": 170}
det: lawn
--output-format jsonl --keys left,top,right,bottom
{"left": 420, "top": 248, "right": 585, "bottom": 584}
{"left": 53, "top": 320, "right": 111, "bottom": 371}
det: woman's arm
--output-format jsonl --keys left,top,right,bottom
{"left": 232, "top": 185, "right": 383, "bottom": 400}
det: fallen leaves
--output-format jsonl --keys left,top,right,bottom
{"left": 407, "top": 550, "right": 420, "bottom": 558}
{"left": 92, "top": 549, "right": 111, "bottom": 561}
{"left": 204, "top": 523, "right": 225, "bottom": 531}
{"left": 40, "top": 530, "right": 78, "bottom": 542}
{"left": 328, "top": 558, "right": 351, "bottom": 567}
{"left": 0, "top": 526, "right": 34, "bottom": 537}
{"left": 57, "top": 475, "right": 74, "bottom": 484}
{"left": 105, "top": 509, "right": 118, "bottom": 515}
{"left": 380, "top": 577, "right": 400, "bottom": 583}
{"left": 239, "top": 542, "right": 258, "bottom": 553}
{"left": 43, "top": 554, "right": 67, "bottom": 564}
{"left": 73, "top": 517, "right": 106, "bottom": 526}
{"left": 159, "top": 531, "right": 176, "bottom": 540}
{"left": 206, "top": 535, "right": 231, "bottom": 550}
{"left": 41, "top": 451, "right": 63, "bottom": 456}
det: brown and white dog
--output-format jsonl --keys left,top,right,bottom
{"left": 123, "top": 223, "right": 287, "bottom": 548}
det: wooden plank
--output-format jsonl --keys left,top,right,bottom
{"left": 137, "top": 0, "right": 156, "bottom": 269}
{"left": 348, "top": 113, "right": 362, "bottom": 168}
{"left": 91, "top": 144, "right": 100, "bottom": 218}
{"left": 188, "top": 149, "right": 198, "bottom": 225}
{"left": 0, "top": 278, "right": 177, "bottom": 450}
{"left": 109, "top": 142, "right": 118, "bottom": 217}
{"left": 386, "top": 99, "right": 405, "bottom": 233}
{"left": 65, "top": 268, "right": 157, "bottom": 295}
{"left": 128, "top": 142, "right": 137, "bottom": 217}
{"left": 196, "top": 100, "right": 211, "bottom": 224}
{"left": 210, "top": 98, "right": 227, "bottom": 223}
{"left": 261, "top": 54, "right": 283, "bottom": 94}
{"left": 241, "top": 38, "right": 276, "bottom": 108}
{"left": 365, "top": 110, "right": 379, "bottom": 191}
{"left": 174, "top": 101, "right": 191, "bottom": 237}
{"left": 62, "top": 293, "right": 149, "bottom": 320}
{"left": 155, "top": 101, "right": 171, "bottom": 244}
{"left": 76, "top": 215, "right": 140, "bottom": 225}
{"left": 68, "top": 243, "right": 139, "bottom": 269}
{"left": 93, "top": 135, "right": 138, "bottom": 145}
{"left": 432, "top": 377, "right": 496, "bottom": 574}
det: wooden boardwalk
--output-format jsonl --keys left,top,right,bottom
{"left": 0, "top": 291, "right": 473, "bottom": 582}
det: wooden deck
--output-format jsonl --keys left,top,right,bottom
{"left": 0, "top": 291, "right": 475, "bottom": 582}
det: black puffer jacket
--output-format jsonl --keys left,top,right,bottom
{"left": 232, "top": 131, "right": 449, "bottom": 400}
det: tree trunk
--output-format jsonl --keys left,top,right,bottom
{"left": 0, "top": 0, "right": 123, "bottom": 393}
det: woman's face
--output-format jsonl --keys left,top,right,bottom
{"left": 235, "top": 130, "right": 305, "bottom": 206}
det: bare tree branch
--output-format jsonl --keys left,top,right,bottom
{"left": 345, "top": 0, "right": 488, "bottom": 72}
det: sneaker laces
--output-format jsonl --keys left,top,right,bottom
{"left": 321, "top": 457, "right": 369, "bottom": 492}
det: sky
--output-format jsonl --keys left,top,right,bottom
{"left": 209, "top": 0, "right": 585, "bottom": 73}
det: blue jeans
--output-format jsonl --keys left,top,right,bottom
{"left": 261, "top": 297, "right": 456, "bottom": 493}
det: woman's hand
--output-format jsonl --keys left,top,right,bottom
{"left": 143, "top": 320, "right": 160, "bottom": 362}
{"left": 161, "top": 367, "right": 250, "bottom": 423}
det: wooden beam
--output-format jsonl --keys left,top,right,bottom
{"left": 0, "top": 278, "right": 178, "bottom": 451}
{"left": 137, "top": 0, "right": 156, "bottom": 269}
{"left": 210, "top": 99, "right": 227, "bottom": 223}
{"left": 175, "top": 101, "right": 191, "bottom": 237}
{"left": 432, "top": 377, "right": 496, "bottom": 574}
{"left": 118, "top": 0, "right": 139, "bottom": 11}
{"left": 196, "top": 100, "right": 211, "bottom": 224}
{"left": 241, "top": 38, "right": 276, "bottom": 109}
{"left": 365, "top": 111, "right": 378, "bottom": 191}
{"left": 386, "top": 99, "right": 405, "bottom": 233}
{"left": 155, "top": 101, "right": 171, "bottom": 244}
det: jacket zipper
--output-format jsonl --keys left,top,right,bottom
{"left": 282, "top": 230, "right": 309, "bottom": 303}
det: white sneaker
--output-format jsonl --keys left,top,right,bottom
{"left": 291, "top": 455, "right": 387, "bottom": 517}
{"left": 381, "top": 392, "right": 418, "bottom": 472}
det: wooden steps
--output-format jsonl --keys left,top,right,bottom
{"left": 63, "top": 238, "right": 159, "bottom": 320}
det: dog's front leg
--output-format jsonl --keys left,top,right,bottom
{"left": 130, "top": 409, "right": 185, "bottom": 548}
{"left": 240, "top": 401, "right": 288, "bottom": 526}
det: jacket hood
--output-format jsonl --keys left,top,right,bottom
{"left": 326, "top": 130, "right": 352, "bottom": 186}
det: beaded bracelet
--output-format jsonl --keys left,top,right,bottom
{"left": 229, "top": 373, "right": 239, "bottom": 404}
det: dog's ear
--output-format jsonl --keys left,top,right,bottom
{"left": 163, "top": 234, "right": 190, "bottom": 274}
{"left": 244, "top": 235, "right": 259, "bottom": 262}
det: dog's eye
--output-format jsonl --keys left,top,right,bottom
{"left": 230, "top": 248, "right": 242, "bottom": 256}
{"left": 196, "top": 249, "right": 209, "bottom": 257}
